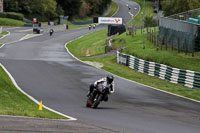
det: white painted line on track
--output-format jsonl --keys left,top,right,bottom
{"left": 0, "top": 114, "right": 75, "bottom": 121}
{"left": 0, "top": 46, "right": 77, "bottom": 121}
{"left": 0, "top": 29, "right": 77, "bottom": 120}
{"left": 65, "top": 30, "right": 200, "bottom": 105}
{"left": 0, "top": 44, "right": 4, "bottom": 49}
{"left": 0, "top": 31, "right": 11, "bottom": 49}
{"left": 17, "top": 29, "right": 33, "bottom": 32}
{"left": 4, "top": 27, "right": 21, "bottom": 30}
{"left": 19, "top": 34, "right": 42, "bottom": 41}
{"left": 127, "top": 3, "right": 141, "bottom": 24}
{"left": 69, "top": 1, "right": 119, "bottom": 31}
{"left": 0, "top": 31, "right": 11, "bottom": 40}
{"left": 112, "top": 1, "right": 119, "bottom": 17}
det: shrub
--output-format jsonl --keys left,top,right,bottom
{"left": 144, "top": 16, "right": 156, "bottom": 27}
{"left": 0, "top": 12, "right": 24, "bottom": 20}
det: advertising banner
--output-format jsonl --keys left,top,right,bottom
{"left": 98, "top": 17, "right": 123, "bottom": 24}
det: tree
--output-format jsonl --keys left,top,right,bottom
{"left": 40, "top": 0, "right": 57, "bottom": 20}
{"left": 4, "top": 0, "right": 113, "bottom": 20}
{"left": 56, "top": 0, "right": 82, "bottom": 19}
{"left": 4, "top": 0, "right": 20, "bottom": 12}
{"left": 163, "top": 0, "right": 200, "bottom": 16}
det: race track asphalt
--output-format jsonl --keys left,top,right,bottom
{"left": 0, "top": 0, "right": 200, "bottom": 133}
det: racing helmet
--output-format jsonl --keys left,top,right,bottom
{"left": 106, "top": 74, "right": 114, "bottom": 84}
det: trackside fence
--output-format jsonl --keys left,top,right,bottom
{"left": 117, "top": 51, "right": 200, "bottom": 90}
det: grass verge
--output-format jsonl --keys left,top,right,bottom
{"left": 66, "top": 29, "right": 200, "bottom": 101}
{"left": 0, "top": 66, "right": 66, "bottom": 119}
{"left": 67, "top": 29, "right": 108, "bottom": 56}
{"left": 68, "top": 1, "right": 118, "bottom": 30}
{"left": 105, "top": 1, "right": 118, "bottom": 17}
{"left": 0, "top": 18, "right": 25, "bottom": 27}
{"left": 0, "top": 31, "right": 9, "bottom": 47}
{"left": 0, "top": 31, "right": 9, "bottom": 39}
{"left": 128, "top": 0, "right": 155, "bottom": 26}
{"left": 67, "top": 21, "right": 88, "bottom": 30}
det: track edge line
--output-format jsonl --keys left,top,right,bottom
{"left": 0, "top": 63, "right": 77, "bottom": 121}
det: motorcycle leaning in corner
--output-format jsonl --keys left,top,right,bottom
{"left": 86, "top": 81, "right": 111, "bottom": 108}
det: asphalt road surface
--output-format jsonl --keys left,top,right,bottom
{"left": 0, "top": 0, "right": 200, "bottom": 133}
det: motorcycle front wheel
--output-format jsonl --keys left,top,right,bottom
{"left": 92, "top": 95, "right": 102, "bottom": 109}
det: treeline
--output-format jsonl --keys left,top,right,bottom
{"left": 4, "top": 0, "right": 112, "bottom": 21}
{"left": 161, "top": 0, "right": 200, "bottom": 16}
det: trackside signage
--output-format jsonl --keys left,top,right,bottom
{"left": 98, "top": 17, "right": 123, "bottom": 24}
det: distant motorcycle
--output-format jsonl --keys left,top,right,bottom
{"left": 86, "top": 82, "right": 110, "bottom": 109}
{"left": 93, "top": 24, "right": 96, "bottom": 29}
{"left": 89, "top": 25, "right": 92, "bottom": 30}
{"left": 49, "top": 29, "right": 54, "bottom": 36}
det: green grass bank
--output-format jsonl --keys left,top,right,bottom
{"left": 0, "top": 18, "right": 25, "bottom": 27}
{"left": 0, "top": 31, "right": 9, "bottom": 47}
{"left": 0, "top": 66, "right": 66, "bottom": 119}
{"left": 128, "top": 0, "right": 156, "bottom": 26}
{"left": 68, "top": 1, "right": 118, "bottom": 30}
{"left": 66, "top": 27, "right": 200, "bottom": 101}
{"left": 0, "top": 31, "right": 9, "bottom": 39}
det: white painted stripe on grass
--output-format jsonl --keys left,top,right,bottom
{"left": 0, "top": 31, "right": 11, "bottom": 48}
{"left": 19, "top": 34, "right": 42, "bottom": 41}
{"left": 0, "top": 63, "right": 77, "bottom": 121}
{"left": 0, "top": 31, "right": 11, "bottom": 40}
{"left": 112, "top": 1, "right": 119, "bottom": 17}
{"left": 0, "top": 44, "right": 4, "bottom": 48}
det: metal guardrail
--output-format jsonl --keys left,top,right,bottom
{"left": 159, "top": 17, "right": 199, "bottom": 36}
{"left": 117, "top": 51, "right": 200, "bottom": 90}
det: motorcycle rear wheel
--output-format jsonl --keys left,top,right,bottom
{"left": 86, "top": 99, "right": 92, "bottom": 107}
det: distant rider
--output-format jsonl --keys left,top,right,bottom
{"left": 87, "top": 74, "right": 115, "bottom": 101}
{"left": 49, "top": 29, "right": 54, "bottom": 36}
{"left": 89, "top": 25, "right": 92, "bottom": 30}
{"left": 93, "top": 24, "right": 96, "bottom": 29}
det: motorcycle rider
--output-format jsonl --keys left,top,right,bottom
{"left": 87, "top": 74, "right": 115, "bottom": 101}
{"left": 89, "top": 25, "right": 92, "bottom": 30}
{"left": 49, "top": 29, "right": 54, "bottom": 36}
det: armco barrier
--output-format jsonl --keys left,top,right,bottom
{"left": 117, "top": 51, "right": 200, "bottom": 90}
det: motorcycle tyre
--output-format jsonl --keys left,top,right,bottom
{"left": 92, "top": 96, "right": 102, "bottom": 109}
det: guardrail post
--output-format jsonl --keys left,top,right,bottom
{"left": 166, "top": 36, "right": 168, "bottom": 51}
{"left": 185, "top": 38, "right": 187, "bottom": 55}
{"left": 192, "top": 40, "right": 194, "bottom": 57}
{"left": 161, "top": 37, "right": 164, "bottom": 51}
{"left": 171, "top": 37, "right": 174, "bottom": 51}
{"left": 178, "top": 37, "right": 180, "bottom": 53}
{"left": 156, "top": 35, "right": 159, "bottom": 51}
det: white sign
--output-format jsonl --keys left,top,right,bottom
{"left": 98, "top": 17, "right": 123, "bottom": 25}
